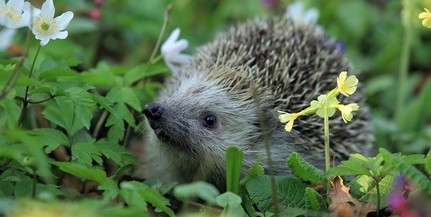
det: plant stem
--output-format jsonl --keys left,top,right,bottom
{"left": 324, "top": 110, "right": 330, "bottom": 172}
{"left": 0, "top": 29, "right": 32, "bottom": 101}
{"left": 375, "top": 177, "right": 381, "bottom": 216}
{"left": 18, "top": 44, "right": 42, "bottom": 126}
{"left": 395, "top": 0, "right": 411, "bottom": 136}
{"left": 150, "top": 4, "right": 172, "bottom": 63}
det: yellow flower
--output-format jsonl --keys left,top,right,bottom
{"left": 336, "top": 103, "right": 359, "bottom": 123}
{"left": 278, "top": 111, "right": 301, "bottom": 131}
{"left": 336, "top": 71, "right": 358, "bottom": 96}
{"left": 310, "top": 94, "right": 339, "bottom": 118}
{"left": 419, "top": 8, "right": 431, "bottom": 28}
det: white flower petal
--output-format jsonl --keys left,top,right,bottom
{"left": 39, "top": 37, "right": 50, "bottom": 46}
{"left": 0, "top": 28, "right": 16, "bottom": 50}
{"left": 286, "top": 2, "right": 304, "bottom": 19}
{"left": 55, "top": 11, "right": 73, "bottom": 30}
{"left": 165, "top": 53, "right": 192, "bottom": 64}
{"left": 53, "top": 31, "right": 68, "bottom": 40}
{"left": 7, "top": 0, "right": 24, "bottom": 10}
{"left": 304, "top": 8, "right": 319, "bottom": 24}
{"left": 0, "top": 0, "right": 5, "bottom": 7}
{"left": 40, "top": 0, "right": 55, "bottom": 19}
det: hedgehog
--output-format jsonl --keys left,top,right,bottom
{"left": 140, "top": 16, "right": 374, "bottom": 190}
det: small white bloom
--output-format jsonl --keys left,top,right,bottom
{"left": 0, "top": 27, "right": 15, "bottom": 50}
{"left": 161, "top": 28, "right": 192, "bottom": 74}
{"left": 285, "top": 1, "right": 319, "bottom": 25}
{"left": 29, "top": 0, "right": 73, "bottom": 46}
{"left": 0, "top": 0, "right": 35, "bottom": 28}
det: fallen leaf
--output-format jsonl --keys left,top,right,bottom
{"left": 328, "top": 176, "right": 377, "bottom": 217}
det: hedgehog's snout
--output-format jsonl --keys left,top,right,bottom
{"left": 144, "top": 102, "right": 165, "bottom": 120}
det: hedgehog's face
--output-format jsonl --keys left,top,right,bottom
{"left": 143, "top": 73, "right": 259, "bottom": 159}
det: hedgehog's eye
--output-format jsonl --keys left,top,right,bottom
{"left": 203, "top": 114, "right": 217, "bottom": 128}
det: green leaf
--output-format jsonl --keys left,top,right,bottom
{"left": 398, "top": 79, "right": 431, "bottom": 132}
{"left": 380, "top": 148, "right": 431, "bottom": 197}
{"left": 0, "top": 98, "right": 20, "bottom": 129}
{"left": 29, "top": 128, "right": 69, "bottom": 153}
{"left": 106, "top": 86, "right": 142, "bottom": 112}
{"left": 99, "top": 178, "right": 119, "bottom": 200}
{"left": 120, "top": 181, "right": 174, "bottom": 217}
{"left": 304, "top": 187, "right": 327, "bottom": 212}
{"left": 349, "top": 174, "right": 395, "bottom": 207}
{"left": 51, "top": 161, "right": 107, "bottom": 184}
{"left": 216, "top": 192, "right": 248, "bottom": 217}
{"left": 71, "top": 143, "right": 103, "bottom": 166}
{"left": 95, "top": 140, "right": 137, "bottom": 166}
{"left": 123, "top": 62, "right": 167, "bottom": 86}
{"left": 287, "top": 152, "right": 326, "bottom": 185}
{"left": 426, "top": 151, "right": 431, "bottom": 176}
{"left": 173, "top": 181, "right": 220, "bottom": 205}
{"left": 327, "top": 154, "right": 373, "bottom": 177}
{"left": 246, "top": 176, "right": 307, "bottom": 212}
{"left": 226, "top": 146, "right": 243, "bottom": 194}
{"left": 244, "top": 155, "right": 264, "bottom": 181}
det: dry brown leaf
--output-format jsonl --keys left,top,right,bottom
{"left": 328, "top": 176, "right": 377, "bottom": 217}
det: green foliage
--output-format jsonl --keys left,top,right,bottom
{"left": 226, "top": 146, "right": 243, "bottom": 194}
{"left": 287, "top": 152, "right": 327, "bottom": 185}
{"left": 1, "top": 0, "right": 431, "bottom": 216}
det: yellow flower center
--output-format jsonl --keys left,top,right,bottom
{"left": 0, "top": 5, "right": 22, "bottom": 24}
{"left": 34, "top": 16, "right": 58, "bottom": 35}
{"left": 41, "top": 22, "right": 50, "bottom": 31}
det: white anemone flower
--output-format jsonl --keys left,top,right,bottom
{"left": 161, "top": 28, "right": 192, "bottom": 74}
{"left": 30, "top": 0, "right": 73, "bottom": 46}
{"left": 0, "top": 0, "right": 34, "bottom": 28}
{"left": 285, "top": 1, "right": 319, "bottom": 25}
{"left": 0, "top": 28, "right": 15, "bottom": 50}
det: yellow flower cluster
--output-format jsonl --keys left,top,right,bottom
{"left": 278, "top": 71, "right": 359, "bottom": 131}
{"left": 419, "top": 8, "right": 431, "bottom": 28}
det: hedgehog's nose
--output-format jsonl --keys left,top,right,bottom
{"left": 144, "top": 102, "right": 165, "bottom": 120}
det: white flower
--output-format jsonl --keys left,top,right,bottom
{"left": 29, "top": 0, "right": 73, "bottom": 46}
{"left": 0, "top": 0, "right": 34, "bottom": 28}
{"left": 0, "top": 27, "right": 15, "bottom": 50}
{"left": 285, "top": 1, "right": 319, "bottom": 25}
{"left": 161, "top": 28, "right": 192, "bottom": 74}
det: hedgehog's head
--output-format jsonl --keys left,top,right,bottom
{"left": 143, "top": 68, "right": 264, "bottom": 164}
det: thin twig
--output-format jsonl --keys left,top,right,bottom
{"left": 251, "top": 84, "right": 279, "bottom": 217}
{"left": 149, "top": 4, "right": 172, "bottom": 63}
{"left": 17, "top": 44, "right": 41, "bottom": 126}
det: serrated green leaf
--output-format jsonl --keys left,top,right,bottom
{"left": 106, "top": 116, "right": 125, "bottom": 142}
{"left": 123, "top": 62, "right": 167, "bottom": 86}
{"left": 304, "top": 187, "right": 326, "bottom": 212}
{"left": 99, "top": 178, "right": 119, "bottom": 199}
{"left": 426, "top": 151, "right": 431, "bottom": 176}
{"left": 226, "top": 146, "right": 243, "bottom": 194}
{"left": 121, "top": 181, "right": 174, "bottom": 217}
{"left": 245, "top": 155, "right": 264, "bottom": 180}
{"left": 43, "top": 96, "right": 86, "bottom": 136}
{"left": 327, "top": 154, "right": 372, "bottom": 177}
{"left": 51, "top": 161, "right": 107, "bottom": 184}
{"left": 0, "top": 98, "right": 20, "bottom": 129}
{"left": 349, "top": 174, "right": 395, "bottom": 207}
{"left": 90, "top": 93, "right": 116, "bottom": 115}
{"left": 29, "top": 128, "right": 69, "bottom": 153}
{"left": 246, "top": 176, "right": 307, "bottom": 212}
{"left": 95, "top": 140, "right": 137, "bottom": 166}
{"left": 380, "top": 148, "right": 431, "bottom": 197}
{"left": 71, "top": 143, "right": 103, "bottom": 166}
{"left": 174, "top": 181, "right": 220, "bottom": 205}
{"left": 287, "top": 152, "right": 326, "bottom": 185}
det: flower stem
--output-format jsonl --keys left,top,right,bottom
{"left": 395, "top": 0, "right": 411, "bottom": 137}
{"left": 324, "top": 110, "right": 330, "bottom": 172}
{"left": 17, "top": 44, "right": 42, "bottom": 126}
{"left": 150, "top": 4, "right": 172, "bottom": 63}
